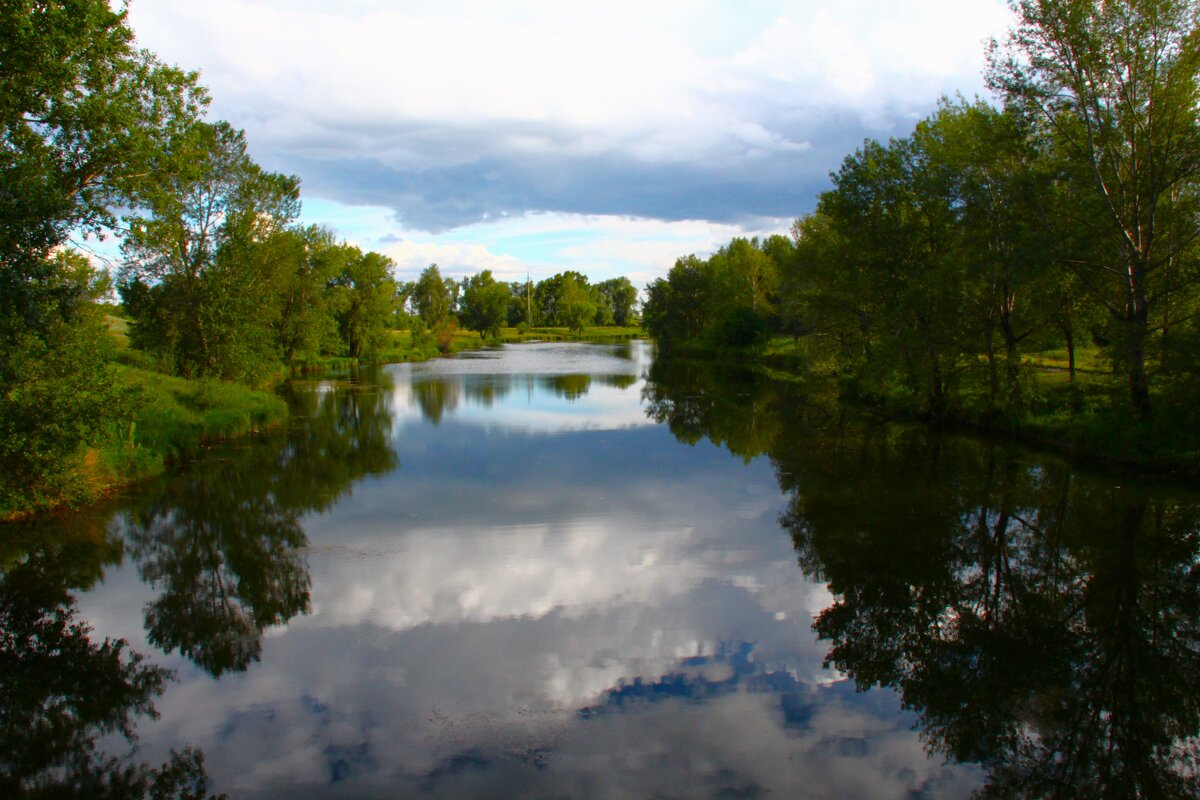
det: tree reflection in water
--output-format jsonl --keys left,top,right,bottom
{"left": 123, "top": 369, "right": 398, "bottom": 677}
{"left": 0, "top": 520, "right": 220, "bottom": 799}
{"left": 409, "top": 370, "right": 640, "bottom": 425}
{"left": 645, "top": 358, "right": 1200, "bottom": 798}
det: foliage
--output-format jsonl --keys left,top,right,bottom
{"left": 0, "top": 1, "right": 209, "bottom": 515}
{"left": 118, "top": 120, "right": 301, "bottom": 380}
{"left": 412, "top": 263, "right": 453, "bottom": 326}
{"left": 643, "top": 3, "right": 1200, "bottom": 446}
{"left": 0, "top": 298, "right": 134, "bottom": 518}
{"left": 460, "top": 269, "right": 510, "bottom": 339}
{"left": 272, "top": 226, "right": 345, "bottom": 365}
{"left": 644, "top": 239, "right": 793, "bottom": 352}
{"left": 988, "top": 0, "right": 1200, "bottom": 420}
{"left": 595, "top": 276, "right": 639, "bottom": 326}
{"left": 329, "top": 246, "right": 397, "bottom": 359}
{"left": 0, "top": 0, "right": 205, "bottom": 370}
{"left": 114, "top": 367, "right": 287, "bottom": 459}
{"left": 558, "top": 274, "right": 597, "bottom": 334}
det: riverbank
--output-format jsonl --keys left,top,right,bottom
{"left": 0, "top": 366, "right": 289, "bottom": 522}
{"left": 2, "top": 324, "right": 645, "bottom": 521}
{"left": 664, "top": 338, "right": 1200, "bottom": 479}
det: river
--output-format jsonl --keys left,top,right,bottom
{"left": 3, "top": 340, "right": 1198, "bottom": 798}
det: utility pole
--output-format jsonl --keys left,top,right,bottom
{"left": 526, "top": 272, "right": 532, "bottom": 327}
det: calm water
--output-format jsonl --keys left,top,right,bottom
{"left": 4, "top": 341, "right": 1199, "bottom": 798}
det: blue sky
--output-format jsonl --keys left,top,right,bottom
{"left": 122, "top": 0, "right": 1015, "bottom": 287}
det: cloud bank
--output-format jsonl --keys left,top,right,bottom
{"left": 128, "top": 0, "right": 1013, "bottom": 233}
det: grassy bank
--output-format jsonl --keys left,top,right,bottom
{"left": 663, "top": 335, "right": 1200, "bottom": 477}
{"left": 4, "top": 320, "right": 645, "bottom": 520}
{"left": 1, "top": 363, "right": 287, "bottom": 521}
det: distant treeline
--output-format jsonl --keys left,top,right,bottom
{"left": 647, "top": 0, "right": 1200, "bottom": 430}
{"left": 401, "top": 264, "right": 638, "bottom": 342}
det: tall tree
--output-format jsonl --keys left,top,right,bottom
{"left": 989, "top": 0, "right": 1200, "bottom": 419}
{"left": 460, "top": 269, "right": 509, "bottom": 339}
{"left": 412, "top": 263, "right": 451, "bottom": 326}
{"left": 0, "top": 0, "right": 205, "bottom": 362}
{"left": 0, "top": 0, "right": 204, "bottom": 513}
{"left": 273, "top": 226, "right": 344, "bottom": 365}
{"left": 558, "top": 273, "right": 597, "bottom": 335}
{"left": 119, "top": 120, "right": 300, "bottom": 379}
{"left": 596, "top": 277, "right": 639, "bottom": 326}
{"left": 329, "top": 246, "right": 396, "bottom": 359}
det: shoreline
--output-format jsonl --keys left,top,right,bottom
{"left": 3, "top": 328, "right": 645, "bottom": 523}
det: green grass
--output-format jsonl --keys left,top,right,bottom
{"left": 661, "top": 333, "right": 1200, "bottom": 475}
{"left": 1025, "top": 345, "right": 1107, "bottom": 374}
{"left": 104, "top": 313, "right": 130, "bottom": 349}
{"left": 73, "top": 366, "right": 289, "bottom": 507}
{"left": 111, "top": 366, "right": 288, "bottom": 460}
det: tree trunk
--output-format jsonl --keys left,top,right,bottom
{"left": 1060, "top": 312, "right": 1075, "bottom": 384}
{"left": 1125, "top": 269, "right": 1151, "bottom": 421}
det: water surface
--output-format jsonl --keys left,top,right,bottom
{"left": 4, "top": 341, "right": 1198, "bottom": 798}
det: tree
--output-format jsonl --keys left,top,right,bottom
{"left": 460, "top": 269, "right": 509, "bottom": 339}
{"left": 919, "top": 100, "right": 1060, "bottom": 413}
{"left": 273, "top": 226, "right": 344, "bottom": 365}
{"left": 0, "top": 1, "right": 205, "bottom": 513}
{"left": 989, "top": 0, "right": 1200, "bottom": 419}
{"left": 0, "top": 0, "right": 205, "bottom": 367}
{"left": 534, "top": 271, "right": 592, "bottom": 327}
{"left": 596, "top": 277, "right": 639, "bottom": 326}
{"left": 0, "top": 252, "right": 134, "bottom": 517}
{"left": 806, "top": 132, "right": 972, "bottom": 415}
{"left": 558, "top": 274, "right": 597, "bottom": 335}
{"left": 412, "top": 263, "right": 452, "bottom": 326}
{"left": 119, "top": 120, "right": 300, "bottom": 379}
{"left": 642, "top": 255, "right": 711, "bottom": 348}
{"left": 330, "top": 247, "right": 396, "bottom": 359}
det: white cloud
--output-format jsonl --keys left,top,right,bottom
{"left": 130, "top": 0, "right": 1012, "bottom": 169}
{"left": 123, "top": 1, "right": 1017, "bottom": 276}
{"left": 383, "top": 238, "right": 528, "bottom": 282}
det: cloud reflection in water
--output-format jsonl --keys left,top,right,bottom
{"left": 76, "top": 342, "right": 982, "bottom": 797}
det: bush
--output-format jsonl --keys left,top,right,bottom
{"left": 713, "top": 307, "right": 769, "bottom": 349}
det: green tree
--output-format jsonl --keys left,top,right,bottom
{"left": 119, "top": 120, "right": 300, "bottom": 380}
{"left": 273, "top": 226, "right": 344, "bottom": 365}
{"left": 558, "top": 274, "right": 597, "bottom": 335}
{"left": 989, "top": 0, "right": 1200, "bottom": 419}
{"left": 0, "top": 0, "right": 205, "bottom": 513}
{"left": 412, "top": 263, "right": 452, "bottom": 326}
{"left": 596, "top": 277, "right": 638, "bottom": 326}
{"left": 0, "top": 251, "right": 137, "bottom": 516}
{"left": 534, "top": 271, "right": 591, "bottom": 327}
{"left": 0, "top": 0, "right": 204, "bottom": 365}
{"left": 920, "top": 100, "right": 1059, "bottom": 413}
{"left": 330, "top": 247, "right": 396, "bottom": 359}
{"left": 460, "top": 269, "right": 510, "bottom": 339}
{"left": 642, "top": 255, "right": 712, "bottom": 349}
{"left": 809, "top": 132, "right": 972, "bottom": 415}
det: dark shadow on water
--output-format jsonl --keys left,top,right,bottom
{"left": 0, "top": 521, "right": 222, "bottom": 799}
{"left": 123, "top": 367, "right": 398, "bottom": 677}
{"left": 645, "top": 355, "right": 1200, "bottom": 799}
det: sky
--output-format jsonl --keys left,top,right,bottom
{"left": 123, "top": 0, "right": 1016, "bottom": 288}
